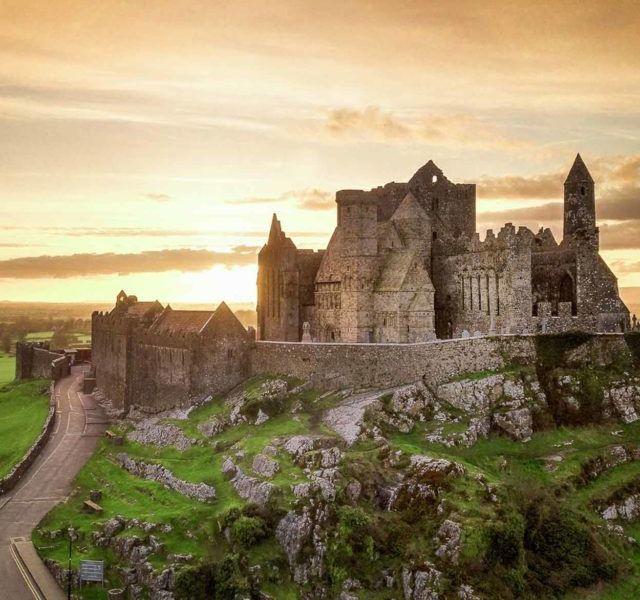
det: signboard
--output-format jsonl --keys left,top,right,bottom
{"left": 79, "top": 560, "right": 104, "bottom": 584}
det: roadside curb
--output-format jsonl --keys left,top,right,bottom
{"left": 10, "top": 537, "right": 65, "bottom": 600}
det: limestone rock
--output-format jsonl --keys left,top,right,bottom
{"left": 434, "top": 520, "right": 462, "bottom": 565}
{"left": 117, "top": 454, "right": 216, "bottom": 501}
{"left": 252, "top": 453, "right": 280, "bottom": 478}
{"left": 402, "top": 563, "right": 442, "bottom": 600}
{"left": 127, "top": 422, "right": 194, "bottom": 451}
{"left": 492, "top": 407, "right": 533, "bottom": 442}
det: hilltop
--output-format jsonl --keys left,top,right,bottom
{"left": 33, "top": 333, "right": 640, "bottom": 599}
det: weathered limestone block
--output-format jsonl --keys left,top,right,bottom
{"left": 492, "top": 408, "right": 533, "bottom": 442}
{"left": 402, "top": 563, "right": 442, "bottom": 600}
{"left": 252, "top": 453, "right": 280, "bottom": 478}
{"left": 117, "top": 454, "right": 215, "bottom": 501}
{"left": 605, "top": 384, "right": 640, "bottom": 424}
{"left": 601, "top": 494, "right": 640, "bottom": 521}
{"left": 434, "top": 520, "right": 462, "bottom": 565}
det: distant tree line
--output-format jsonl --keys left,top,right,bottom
{"left": 0, "top": 316, "right": 91, "bottom": 353}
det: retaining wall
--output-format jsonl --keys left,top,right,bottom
{"left": 251, "top": 335, "right": 538, "bottom": 390}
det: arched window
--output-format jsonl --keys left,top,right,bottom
{"left": 432, "top": 175, "right": 438, "bottom": 183}
{"left": 581, "top": 186, "right": 586, "bottom": 196}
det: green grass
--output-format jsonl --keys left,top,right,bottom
{"left": 0, "top": 353, "right": 15, "bottom": 385}
{"left": 0, "top": 378, "right": 50, "bottom": 478}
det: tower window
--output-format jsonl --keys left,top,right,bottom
{"left": 432, "top": 231, "right": 438, "bottom": 241}
{"left": 581, "top": 186, "right": 585, "bottom": 195}
{"left": 432, "top": 175, "right": 438, "bottom": 183}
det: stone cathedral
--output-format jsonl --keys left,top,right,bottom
{"left": 257, "top": 155, "right": 630, "bottom": 343}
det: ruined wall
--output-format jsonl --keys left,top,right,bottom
{"left": 15, "top": 342, "right": 67, "bottom": 381}
{"left": 251, "top": 336, "right": 536, "bottom": 391}
{"left": 432, "top": 225, "right": 533, "bottom": 338}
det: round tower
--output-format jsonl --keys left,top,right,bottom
{"left": 564, "top": 153, "right": 596, "bottom": 239}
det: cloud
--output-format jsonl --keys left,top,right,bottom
{"left": 477, "top": 173, "right": 563, "bottom": 200}
{"left": 478, "top": 202, "right": 564, "bottom": 225}
{"left": 0, "top": 226, "right": 326, "bottom": 239}
{"left": 0, "top": 248, "right": 259, "bottom": 279}
{"left": 142, "top": 192, "right": 172, "bottom": 202}
{"left": 599, "top": 222, "right": 640, "bottom": 251}
{"left": 228, "top": 189, "right": 334, "bottom": 211}
{"left": 322, "top": 107, "right": 530, "bottom": 151}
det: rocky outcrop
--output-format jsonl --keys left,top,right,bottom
{"left": 117, "top": 454, "right": 216, "bottom": 501}
{"left": 127, "top": 421, "right": 194, "bottom": 451}
{"left": 276, "top": 505, "right": 329, "bottom": 585}
{"left": 434, "top": 520, "right": 462, "bottom": 565}
{"left": 222, "top": 458, "right": 274, "bottom": 505}
{"left": 402, "top": 563, "right": 443, "bottom": 600}
{"left": 252, "top": 453, "right": 280, "bottom": 478}
{"left": 601, "top": 494, "right": 640, "bottom": 521}
{"left": 604, "top": 382, "right": 640, "bottom": 423}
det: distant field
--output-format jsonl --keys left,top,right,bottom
{"left": 0, "top": 353, "right": 15, "bottom": 386}
{"left": 0, "top": 379, "right": 50, "bottom": 478}
{"left": 24, "top": 331, "right": 91, "bottom": 347}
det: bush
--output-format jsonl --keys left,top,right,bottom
{"left": 485, "top": 513, "right": 525, "bottom": 569}
{"left": 174, "top": 555, "right": 258, "bottom": 600}
{"left": 231, "top": 516, "right": 267, "bottom": 548}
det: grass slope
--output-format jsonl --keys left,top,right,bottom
{"left": 0, "top": 353, "right": 15, "bottom": 385}
{"left": 34, "top": 372, "right": 640, "bottom": 599}
{"left": 0, "top": 378, "right": 50, "bottom": 478}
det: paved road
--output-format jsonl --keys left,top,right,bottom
{"left": 0, "top": 366, "right": 106, "bottom": 599}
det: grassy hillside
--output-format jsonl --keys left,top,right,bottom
{"left": 33, "top": 365, "right": 640, "bottom": 599}
{"left": 0, "top": 353, "right": 15, "bottom": 386}
{"left": 0, "top": 379, "right": 50, "bottom": 478}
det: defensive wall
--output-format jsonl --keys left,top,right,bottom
{"left": 15, "top": 342, "right": 72, "bottom": 381}
{"left": 250, "top": 333, "right": 631, "bottom": 391}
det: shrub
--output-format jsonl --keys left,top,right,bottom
{"left": 231, "top": 516, "right": 267, "bottom": 549}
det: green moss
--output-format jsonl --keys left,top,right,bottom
{"left": 535, "top": 331, "right": 594, "bottom": 370}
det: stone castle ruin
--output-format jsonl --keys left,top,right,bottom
{"left": 258, "top": 154, "right": 629, "bottom": 342}
{"left": 91, "top": 155, "right": 636, "bottom": 414}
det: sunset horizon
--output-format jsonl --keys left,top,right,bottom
{"left": 1, "top": 1, "right": 639, "bottom": 306}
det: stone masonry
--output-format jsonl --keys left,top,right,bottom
{"left": 257, "top": 154, "right": 630, "bottom": 342}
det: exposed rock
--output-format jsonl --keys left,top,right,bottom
{"left": 492, "top": 407, "right": 533, "bottom": 442}
{"left": 605, "top": 384, "right": 640, "bottom": 423}
{"left": 601, "top": 494, "right": 640, "bottom": 521}
{"left": 117, "top": 454, "right": 216, "bottom": 501}
{"left": 323, "top": 390, "right": 389, "bottom": 445}
{"left": 437, "top": 374, "right": 505, "bottom": 413}
{"left": 255, "top": 409, "right": 270, "bottom": 425}
{"left": 222, "top": 458, "right": 274, "bottom": 505}
{"left": 127, "top": 421, "right": 195, "bottom": 451}
{"left": 252, "top": 453, "right": 280, "bottom": 478}
{"left": 434, "top": 520, "right": 462, "bottom": 565}
{"left": 402, "top": 563, "right": 442, "bottom": 600}
{"left": 198, "top": 416, "right": 227, "bottom": 438}
{"left": 276, "top": 506, "right": 328, "bottom": 585}
{"left": 458, "top": 584, "right": 480, "bottom": 600}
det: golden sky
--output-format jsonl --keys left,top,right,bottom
{"left": 0, "top": 0, "right": 639, "bottom": 306}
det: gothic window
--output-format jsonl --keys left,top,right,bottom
{"left": 432, "top": 175, "right": 438, "bottom": 183}
{"left": 581, "top": 186, "right": 586, "bottom": 196}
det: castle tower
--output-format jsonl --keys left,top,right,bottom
{"left": 257, "top": 214, "right": 302, "bottom": 341}
{"left": 564, "top": 153, "right": 596, "bottom": 239}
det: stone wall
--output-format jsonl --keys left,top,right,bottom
{"left": 15, "top": 342, "right": 70, "bottom": 381}
{"left": 251, "top": 336, "right": 537, "bottom": 391}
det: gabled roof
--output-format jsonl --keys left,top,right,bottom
{"left": 565, "top": 153, "right": 594, "bottom": 184}
{"left": 375, "top": 250, "right": 434, "bottom": 292}
{"left": 391, "top": 192, "right": 428, "bottom": 221}
{"left": 125, "top": 301, "right": 163, "bottom": 318}
{"left": 201, "top": 302, "right": 248, "bottom": 338}
{"left": 149, "top": 307, "right": 215, "bottom": 335}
